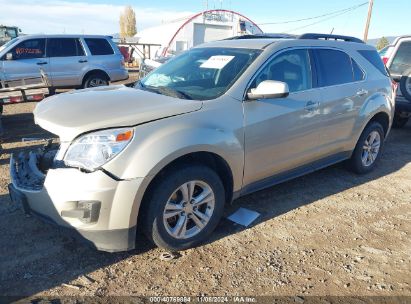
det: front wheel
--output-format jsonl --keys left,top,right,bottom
{"left": 142, "top": 164, "right": 225, "bottom": 251}
{"left": 348, "top": 122, "right": 385, "bottom": 174}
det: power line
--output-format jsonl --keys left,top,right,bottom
{"left": 285, "top": 3, "right": 368, "bottom": 33}
{"left": 258, "top": 2, "right": 368, "bottom": 25}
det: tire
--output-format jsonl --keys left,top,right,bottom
{"left": 48, "top": 87, "right": 56, "bottom": 96}
{"left": 348, "top": 122, "right": 385, "bottom": 174}
{"left": 142, "top": 164, "right": 225, "bottom": 251}
{"left": 400, "top": 74, "right": 411, "bottom": 102}
{"left": 392, "top": 114, "right": 409, "bottom": 129}
{"left": 82, "top": 73, "right": 109, "bottom": 89}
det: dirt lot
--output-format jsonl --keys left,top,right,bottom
{"left": 0, "top": 97, "right": 410, "bottom": 300}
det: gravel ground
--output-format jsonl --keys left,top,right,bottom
{"left": 0, "top": 96, "right": 410, "bottom": 300}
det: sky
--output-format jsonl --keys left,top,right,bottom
{"left": 0, "top": 0, "right": 409, "bottom": 40}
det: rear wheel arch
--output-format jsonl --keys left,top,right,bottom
{"left": 368, "top": 111, "right": 390, "bottom": 136}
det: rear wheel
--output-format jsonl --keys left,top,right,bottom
{"left": 82, "top": 73, "right": 109, "bottom": 89}
{"left": 142, "top": 164, "right": 225, "bottom": 251}
{"left": 348, "top": 122, "right": 384, "bottom": 174}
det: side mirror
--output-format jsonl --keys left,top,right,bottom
{"left": 6, "top": 53, "right": 13, "bottom": 61}
{"left": 247, "top": 80, "right": 289, "bottom": 100}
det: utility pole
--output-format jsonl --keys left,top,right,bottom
{"left": 363, "top": 0, "right": 374, "bottom": 42}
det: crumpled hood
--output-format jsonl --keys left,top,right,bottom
{"left": 34, "top": 85, "right": 203, "bottom": 141}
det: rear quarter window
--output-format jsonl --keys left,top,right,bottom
{"left": 358, "top": 50, "right": 389, "bottom": 76}
{"left": 84, "top": 38, "right": 114, "bottom": 55}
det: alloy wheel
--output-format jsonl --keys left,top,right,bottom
{"left": 361, "top": 130, "right": 381, "bottom": 167}
{"left": 163, "top": 180, "right": 215, "bottom": 239}
{"left": 88, "top": 78, "right": 107, "bottom": 87}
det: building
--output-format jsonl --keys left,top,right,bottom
{"left": 134, "top": 9, "right": 263, "bottom": 59}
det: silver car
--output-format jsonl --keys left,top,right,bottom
{"left": 0, "top": 34, "right": 128, "bottom": 90}
{"left": 9, "top": 34, "right": 395, "bottom": 252}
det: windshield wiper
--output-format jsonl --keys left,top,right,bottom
{"left": 142, "top": 85, "right": 193, "bottom": 100}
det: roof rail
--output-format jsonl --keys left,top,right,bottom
{"left": 225, "top": 33, "right": 296, "bottom": 40}
{"left": 298, "top": 33, "right": 364, "bottom": 44}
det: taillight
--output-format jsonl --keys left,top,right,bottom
{"left": 10, "top": 96, "right": 23, "bottom": 103}
{"left": 391, "top": 80, "right": 398, "bottom": 95}
{"left": 382, "top": 57, "right": 389, "bottom": 65}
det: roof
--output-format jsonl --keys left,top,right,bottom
{"left": 195, "top": 38, "right": 281, "bottom": 50}
{"left": 195, "top": 33, "right": 373, "bottom": 51}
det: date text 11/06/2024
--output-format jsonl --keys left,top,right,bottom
{"left": 149, "top": 296, "right": 257, "bottom": 303}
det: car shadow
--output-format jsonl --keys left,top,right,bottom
{"left": 209, "top": 122, "right": 411, "bottom": 247}
{"left": 0, "top": 115, "right": 410, "bottom": 298}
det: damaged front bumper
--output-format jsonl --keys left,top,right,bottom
{"left": 8, "top": 147, "right": 144, "bottom": 252}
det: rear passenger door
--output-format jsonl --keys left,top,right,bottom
{"left": 47, "top": 38, "right": 87, "bottom": 87}
{"left": 312, "top": 48, "right": 366, "bottom": 156}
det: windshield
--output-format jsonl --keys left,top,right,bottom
{"left": 0, "top": 37, "right": 18, "bottom": 52}
{"left": 138, "top": 47, "right": 261, "bottom": 100}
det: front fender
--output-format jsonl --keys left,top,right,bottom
{"left": 102, "top": 101, "right": 245, "bottom": 193}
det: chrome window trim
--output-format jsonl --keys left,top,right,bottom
{"left": 243, "top": 46, "right": 369, "bottom": 101}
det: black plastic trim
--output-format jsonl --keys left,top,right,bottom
{"left": 241, "top": 151, "right": 351, "bottom": 196}
{"left": 298, "top": 33, "right": 364, "bottom": 44}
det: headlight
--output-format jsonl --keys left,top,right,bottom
{"left": 64, "top": 127, "right": 134, "bottom": 171}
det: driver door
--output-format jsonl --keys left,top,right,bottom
{"left": 243, "top": 48, "right": 322, "bottom": 188}
{"left": 2, "top": 38, "right": 50, "bottom": 82}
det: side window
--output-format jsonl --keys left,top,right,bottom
{"left": 47, "top": 38, "right": 85, "bottom": 57}
{"left": 11, "top": 39, "right": 45, "bottom": 60}
{"left": 315, "top": 49, "right": 353, "bottom": 86}
{"left": 84, "top": 38, "right": 114, "bottom": 55}
{"left": 254, "top": 49, "right": 312, "bottom": 93}
{"left": 352, "top": 59, "right": 365, "bottom": 81}
{"left": 390, "top": 41, "right": 411, "bottom": 75}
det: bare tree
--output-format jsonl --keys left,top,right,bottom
{"left": 120, "top": 5, "right": 137, "bottom": 39}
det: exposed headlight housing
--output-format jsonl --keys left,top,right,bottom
{"left": 64, "top": 128, "right": 134, "bottom": 171}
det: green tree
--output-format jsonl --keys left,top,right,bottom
{"left": 120, "top": 5, "right": 137, "bottom": 39}
{"left": 376, "top": 36, "right": 389, "bottom": 51}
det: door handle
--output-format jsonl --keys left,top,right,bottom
{"left": 304, "top": 100, "right": 319, "bottom": 111}
{"left": 36, "top": 61, "right": 48, "bottom": 65}
{"left": 78, "top": 59, "right": 88, "bottom": 63}
{"left": 357, "top": 89, "right": 368, "bottom": 96}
